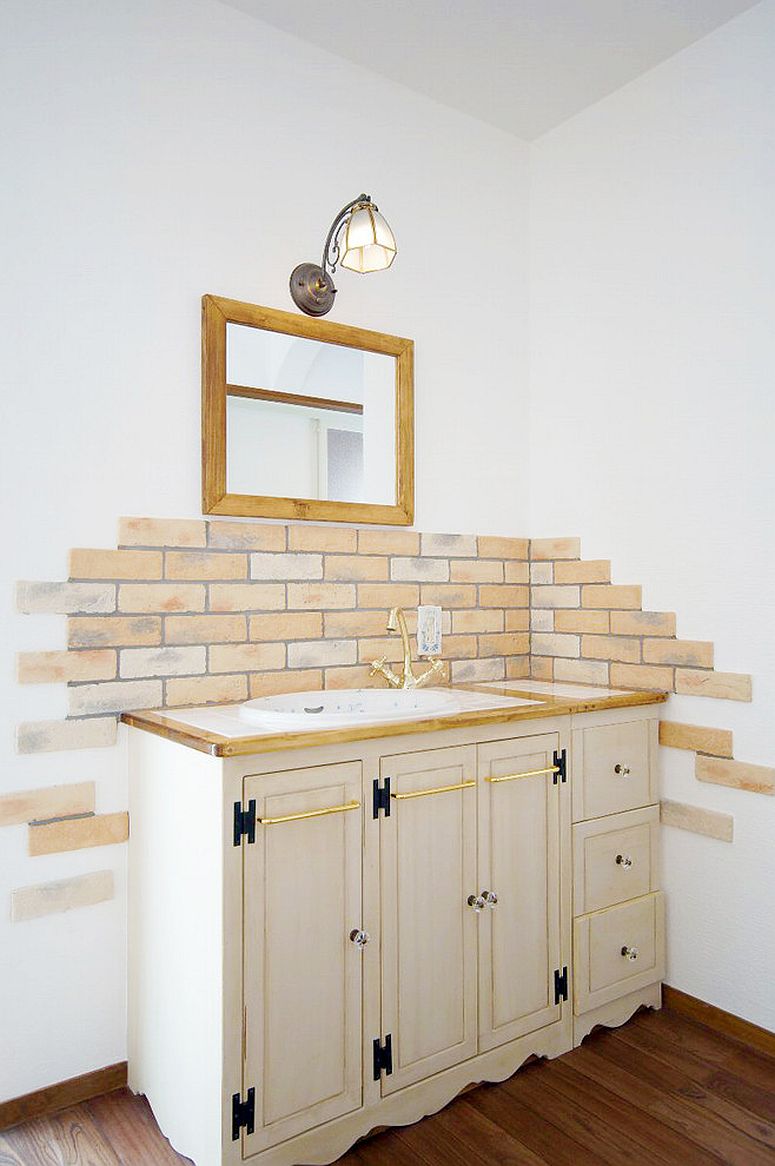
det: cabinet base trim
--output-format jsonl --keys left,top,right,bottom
{"left": 232, "top": 1018, "right": 572, "bottom": 1164}
{"left": 574, "top": 982, "right": 661, "bottom": 1047}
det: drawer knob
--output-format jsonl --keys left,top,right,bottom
{"left": 616, "top": 854, "right": 634, "bottom": 869}
{"left": 467, "top": 894, "right": 486, "bottom": 913}
{"left": 349, "top": 929, "right": 370, "bottom": 948}
{"left": 621, "top": 944, "right": 639, "bottom": 961}
{"left": 614, "top": 763, "right": 631, "bottom": 776}
{"left": 481, "top": 890, "right": 499, "bottom": 908}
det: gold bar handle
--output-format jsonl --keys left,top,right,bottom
{"left": 391, "top": 780, "right": 476, "bottom": 801}
{"left": 257, "top": 800, "right": 360, "bottom": 826}
{"left": 485, "top": 765, "right": 559, "bottom": 784}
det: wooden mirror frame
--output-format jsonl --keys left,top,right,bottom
{"left": 202, "top": 295, "right": 414, "bottom": 525}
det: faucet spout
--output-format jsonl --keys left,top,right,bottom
{"left": 370, "top": 607, "right": 443, "bottom": 690}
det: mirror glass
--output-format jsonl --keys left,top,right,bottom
{"left": 226, "top": 324, "right": 396, "bottom": 505}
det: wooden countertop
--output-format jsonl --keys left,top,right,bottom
{"left": 121, "top": 681, "right": 666, "bottom": 758}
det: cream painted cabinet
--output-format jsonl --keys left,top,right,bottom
{"left": 128, "top": 706, "right": 661, "bottom": 1166}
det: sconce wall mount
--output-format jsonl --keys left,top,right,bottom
{"left": 289, "top": 193, "right": 397, "bottom": 317}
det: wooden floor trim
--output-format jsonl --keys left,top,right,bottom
{"left": 663, "top": 984, "right": 775, "bottom": 1058}
{"left": 0, "top": 1061, "right": 127, "bottom": 1132}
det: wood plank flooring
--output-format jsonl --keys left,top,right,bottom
{"left": 2, "top": 1006, "right": 774, "bottom": 1165}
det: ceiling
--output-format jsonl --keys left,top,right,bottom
{"left": 220, "top": 0, "right": 760, "bottom": 139}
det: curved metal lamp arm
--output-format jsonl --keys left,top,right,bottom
{"left": 321, "top": 193, "right": 370, "bottom": 278}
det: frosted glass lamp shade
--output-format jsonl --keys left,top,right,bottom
{"left": 340, "top": 203, "right": 397, "bottom": 273}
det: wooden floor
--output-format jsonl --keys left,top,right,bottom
{"left": 2, "top": 1006, "right": 775, "bottom": 1165}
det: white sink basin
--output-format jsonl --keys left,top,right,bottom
{"left": 239, "top": 687, "right": 540, "bottom": 730}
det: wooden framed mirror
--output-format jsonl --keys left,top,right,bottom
{"left": 202, "top": 296, "right": 414, "bottom": 524}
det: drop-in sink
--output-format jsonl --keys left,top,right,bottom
{"left": 239, "top": 687, "right": 541, "bottom": 730}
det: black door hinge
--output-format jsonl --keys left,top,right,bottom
{"left": 372, "top": 1034, "right": 393, "bottom": 1080}
{"left": 553, "top": 749, "right": 567, "bottom": 784}
{"left": 233, "top": 799, "right": 256, "bottom": 846}
{"left": 231, "top": 1087, "right": 255, "bottom": 1140}
{"left": 372, "top": 777, "right": 391, "bottom": 819}
{"left": 554, "top": 966, "right": 569, "bottom": 1004}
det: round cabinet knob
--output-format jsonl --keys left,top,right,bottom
{"left": 349, "top": 929, "right": 370, "bottom": 948}
{"left": 621, "top": 945, "right": 639, "bottom": 961}
{"left": 614, "top": 763, "right": 631, "bottom": 776}
{"left": 616, "top": 854, "right": 634, "bottom": 869}
{"left": 467, "top": 894, "right": 486, "bottom": 913}
{"left": 481, "top": 890, "right": 498, "bottom": 908}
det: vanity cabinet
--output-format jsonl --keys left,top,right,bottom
{"left": 127, "top": 702, "right": 662, "bottom": 1166}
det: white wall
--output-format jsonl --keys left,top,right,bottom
{"left": 530, "top": 0, "right": 775, "bottom": 1030}
{"left": 0, "top": 0, "right": 530, "bottom": 1098}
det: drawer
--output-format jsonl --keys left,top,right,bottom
{"left": 572, "top": 718, "right": 657, "bottom": 822}
{"left": 573, "top": 806, "right": 659, "bottom": 915}
{"left": 574, "top": 892, "right": 665, "bottom": 1015}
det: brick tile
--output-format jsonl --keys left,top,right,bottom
{"left": 643, "top": 639, "right": 714, "bottom": 668}
{"left": 249, "top": 669, "right": 323, "bottom": 698}
{"left": 477, "top": 536, "right": 529, "bottom": 560}
{"left": 119, "top": 517, "right": 206, "bottom": 547}
{"left": 479, "top": 584, "right": 529, "bottom": 608}
{"left": 530, "top": 562, "right": 553, "bottom": 585}
{"left": 531, "top": 585, "right": 579, "bottom": 609}
{"left": 658, "top": 722, "right": 734, "bottom": 758}
{"left": 582, "top": 584, "right": 642, "bottom": 610}
{"left": 289, "top": 525, "right": 357, "bottom": 552}
{"left": 324, "top": 664, "right": 383, "bottom": 689}
{"left": 18, "top": 649, "right": 116, "bottom": 684}
{"left": 506, "top": 656, "right": 531, "bottom": 679}
{"left": 0, "top": 782, "right": 94, "bottom": 827}
{"left": 357, "top": 583, "right": 419, "bottom": 609}
{"left": 696, "top": 755, "right": 774, "bottom": 795}
{"left": 452, "top": 610, "right": 504, "bottom": 634}
{"left": 288, "top": 640, "right": 357, "bottom": 668}
{"left": 554, "top": 560, "right": 611, "bottom": 585}
{"left": 165, "top": 614, "right": 247, "bottom": 644}
{"left": 420, "top": 583, "right": 478, "bottom": 608}
{"left": 357, "top": 637, "right": 407, "bottom": 665}
{"left": 581, "top": 635, "right": 640, "bottom": 664}
{"left": 12, "top": 870, "right": 115, "bottom": 922}
{"left": 69, "top": 616, "right": 162, "bottom": 648}
{"left": 451, "top": 658, "right": 505, "bottom": 683}
{"left": 554, "top": 658, "right": 609, "bottom": 685}
{"left": 434, "top": 634, "right": 477, "bottom": 659}
{"left": 209, "top": 643, "right": 286, "bottom": 673}
{"left": 288, "top": 582, "right": 356, "bottom": 610}
{"left": 165, "top": 674, "right": 247, "bottom": 707}
{"left": 69, "top": 549, "right": 163, "bottom": 580}
{"left": 208, "top": 521, "right": 286, "bottom": 551}
{"left": 530, "top": 537, "right": 581, "bottom": 561}
{"left": 479, "top": 632, "right": 530, "bottom": 656}
{"left": 119, "top": 583, "right": 205, "bottom": 614}
{"left": 323, "top": 611, "right": 391, "bottom": 638}
{"left": 421, "top": 533, "right": 477, "bottom": 557}
{"left": 209, "top": 583, "right": 286, "bottom": 612}
{"left": 449, "top": 560, "right": 503, "bottom": 583}
{"left": 505, "top": 610, "right": 530, "bottom": 632}
{"left": 530, "top": 657, "right": 554, "bottom": 681}
{"left": 554, "top": 610, "right": 609, "bottom": 634}
{"left": 357, "top": 529, "right": 419, "bottom": 555}
{"left": 17, "top": 581, "right": 116, "bottom": 615}
{"left": 532, "top": 633, "right": 580, "bottom": 658}
{"left": 29, "top": 812, "right": 128, "bottom": 856}
{"left": 166, "top": 551, "right": 248, "bottom": 580}
{"left": 610, "top": 663, "right": 673, "bottom": 691}
{"left": 504, "top": 561, "right": 529, "bottom": 584}
{"left": 660, "top": 800, "right": 733, "bottom": 841}
{"left": 392, "top": 557, "right": 450, "bottom": 582}
{"left": 327, "top": 555, "right": 389, "bottom": 581}
{"left": 250, "top": 552, "right": 323, "bottom": 580}
{"left": 675, "top": 669, "right": 752, "bottom": 702}
{"left": 68, "top": 679, "right": 162, "bottom": 715}
{"left": 120, "top": 646, "right": 206, "bottom": 678}
{"left": 610, "top": 611, "right": 676, "bottom": 637}
{"left": 16, "top": 718, "right": 117, "bottom": 754}
{"left": 250, "top": 612, "right": 322, "bottom": 641}
{"left": 531, "top": 610, "right": 554, "bottom": 632}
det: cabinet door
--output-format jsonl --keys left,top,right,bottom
{"left": 478, "top": 735, "right": 563, "bottom": 1053}
{"left": 243, "top": 762, "right": 363, "bottom": 1154}
{"left": 379, "top": 745, "right": 478, "bottom": 1094}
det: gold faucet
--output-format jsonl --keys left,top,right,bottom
{"left": 370, "top": 607, "right": 444, "bottom": 689}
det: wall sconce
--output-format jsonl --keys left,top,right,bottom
{"left": 289, "top": 193, "right": 397, "bottom": 317}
